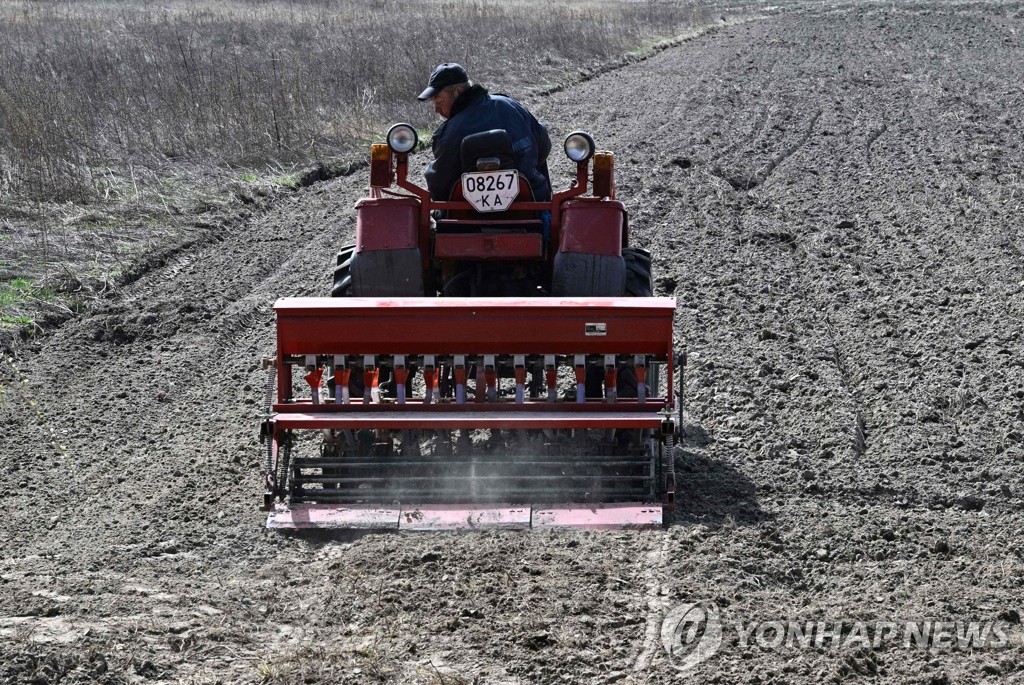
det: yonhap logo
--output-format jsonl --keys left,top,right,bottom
{"left": 655, "top": 600, "right": 1021, "bottom": 673}
{"left": 661, "top": 601, "right": 723, "bottom": 671}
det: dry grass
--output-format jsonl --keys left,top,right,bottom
{"left": 0, "top": 0, "right": 736, "bottom": 203}
{"left": 0, "top": 0, "right": 758, "bottom": 345}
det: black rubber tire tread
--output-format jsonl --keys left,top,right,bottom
{"left": 336, "top": 243, "right": 356, "bottom": 266}
{"left": 623, "top": 246, "right": 654, "bottom": 297}
{"left": 350, "top": 249, "right": 424, "bottom": 296}
{"left": 551, "top": 252, "right": 625, "bottom": 297}
{"left": 332, "top": 246, "right": 355, "bottom": 297}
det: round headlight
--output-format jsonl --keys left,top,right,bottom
{"left": 564, "top": 131, "right": 596, "bottom": 162}
{"left": 387, "top": 123, "right": 418, "bottom": 154}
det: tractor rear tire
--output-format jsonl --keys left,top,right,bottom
{"left": 332, "top": 245, "right": 355, "bottom": 297}
{"left": 330, "top": 243, "right": 421, "bottom": 399}
{"left": 550, "top": 252, "right": 625, "bottom": 297}
{"left": 623, "top": 247, "right": 653, "bottom": 297}
{"left": 332, "top": 244, "right": 425, "bottom": 297}
{"left": 336, "top": 243, "right": 356, "bottom": 266}
{"left": 350, "top": 249, "right": 425, "bottom": 296}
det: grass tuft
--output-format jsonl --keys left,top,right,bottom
{"left": 0, "top": 278, "right": 59, "bottom": 331}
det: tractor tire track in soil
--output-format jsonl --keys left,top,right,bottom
{"left": 3, "top": 2, "right": 1024, "bottom": 683}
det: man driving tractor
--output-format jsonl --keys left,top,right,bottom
{"left": 417, "top": 63, "right": 552, "bottom": 203}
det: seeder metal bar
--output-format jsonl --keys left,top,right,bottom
{"left": 266, "top": 503, "right": 663, "bottom": 530}
{"left": 291, "top": 488, "right": 651, "bottom": 503}
{"left": 273, "top": 410, "right": 664, "bottom": 430}
{"left": 273, "top": 400, "right": 667, "bottom": 413}
{"left": 274, "top": 297, "right": 676, "bottom": 357}
{"left": 295, "top": 475, "right": 651, "bottom": 484}
{"left": 293, "top": 458, "right": 650, "bottom": 468}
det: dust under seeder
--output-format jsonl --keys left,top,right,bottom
{"left": 260, "top": 124, "right": 683, "bottom": 530}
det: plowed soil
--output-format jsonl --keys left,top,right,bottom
{"left": 2, "top": 2, "right": 1023, "bottom": 683}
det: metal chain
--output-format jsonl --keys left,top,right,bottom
{"left": 276, "top": 437, "right": 291, "bottom": 497}
{"left": 263, "top": 364, "right": 277, "bottom": 484}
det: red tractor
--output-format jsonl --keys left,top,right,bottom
{"left": 333, "top": 125, "right": 653, "bottom": 301}
{"left": 261, "top": 124, "right": 680, "bottom": 530}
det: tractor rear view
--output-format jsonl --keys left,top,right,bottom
{"left": 261, "top": 124, "right": 682, "bottom": 530}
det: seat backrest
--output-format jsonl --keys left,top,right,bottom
{"left": 449, "top": 128, "right": 536, "bottom": 219}
{"left": 460, "top": 129, "right": 515, "bottom": 172}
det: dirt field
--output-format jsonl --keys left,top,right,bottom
{"left": 2, "top": 1, "right": 1023, "bottom": 683}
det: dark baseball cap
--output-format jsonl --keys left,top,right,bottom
{"left": 417, "top": 63, "right": 469, "bottom": 100}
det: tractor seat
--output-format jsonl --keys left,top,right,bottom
{"left": 434, "top": 129, "right": 544, "bottom": 260}
{"left": 444, "top": 129, "right": 537, "bottom": 221}
{"left": 460, "top": 129, "right": 516, "bottom": 172}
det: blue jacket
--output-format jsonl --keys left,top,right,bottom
{"left": 425, "top": 86, "right": 551, "bottom": 202}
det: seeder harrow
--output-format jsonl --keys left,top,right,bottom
{"left": 261, "top": 297, "right": 679, "bottom": 530}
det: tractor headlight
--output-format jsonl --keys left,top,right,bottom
{"left": 386, "top": 123, "right": 418, "bottom": 154}
{"left": 564, "top": 131, "right": 596, "bottom": 162}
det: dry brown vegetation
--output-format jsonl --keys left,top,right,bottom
{"left": 0, "top": 0, "right": 751, "bottom": 345}
{"left": 0, "top": 0, "right": 735, "bottom": 202}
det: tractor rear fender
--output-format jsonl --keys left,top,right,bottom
{"left": 558, "top": 199, "right": 626, "bottom": 256}
{"left": 355, "top": 197, "right": 422, "bottom": 251}
{"left": 351, "top": 197, "right": 425, "bottom": 296}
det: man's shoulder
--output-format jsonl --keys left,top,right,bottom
{"left": 486, "top": 94, "right": 543, "bottom": 130}
{"left": 430, "top": 119, "right": 450, "bottom": 149}
{"left": 489, "top": 93, "right": 528, "bottom": 111}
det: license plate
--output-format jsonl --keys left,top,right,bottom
{"left": 461, "top": 170, "right": 520, "bottom": 213}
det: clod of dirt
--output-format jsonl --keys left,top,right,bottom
{"left": 964, "top": 336, "right": 991, "bottom": 351}
{"left": 524, "top": 631, "right": 557, "bottom": 650}
{"left": 954, "top": 495, "right": 985, "bottom": 511}
{"left": 982, "top": 662, "right": 1003, "bottom": 676}
{"left": 133, "top": 658, "right": 159, "bottom": 677}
